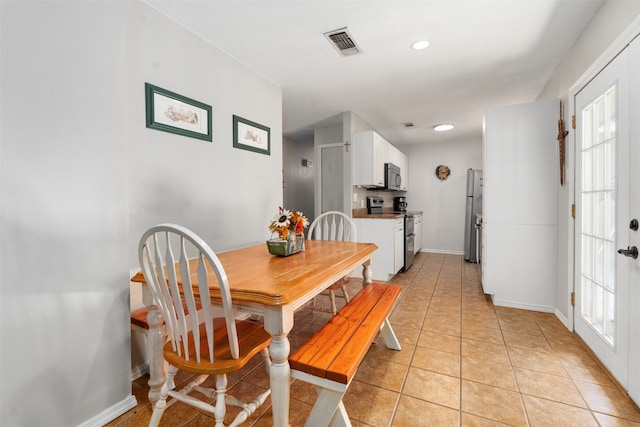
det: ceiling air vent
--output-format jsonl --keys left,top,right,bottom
{"left": 324, "top": 27, "right": 362, "bottom": 57}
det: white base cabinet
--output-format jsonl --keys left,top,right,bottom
{"left": 413, "top": 214, "right": 422, "bottom": 254}
{"left": 354, "top": 218, "right": 404, "bottom": 281}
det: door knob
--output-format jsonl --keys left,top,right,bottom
{"left": 617, "top": 246, "right": 638, "bottom": 259}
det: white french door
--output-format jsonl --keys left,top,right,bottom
{"left": 575, "top": 39, "right": 639, "bottom": 405}
{"left": 626, "top": 36, "right": 640, "bottom": 406}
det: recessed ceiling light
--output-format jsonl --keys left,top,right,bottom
{"left": 433, "top": 123, "right": 454, "bottom": 132}
{"left": 411, "top": 40, "right": 430, "bottom": 50}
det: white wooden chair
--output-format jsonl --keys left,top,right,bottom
{"left": 138, "top": 224, "right": 271, "bottom": 427}
{"left": 307, "top": 211, "right": 357, "bottom": 315}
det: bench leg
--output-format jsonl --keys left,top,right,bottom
{"left": 379, "top": 318, "right": 401, "bottom": 350}
{"left": 307, "top": 387, "right": 350, "bottom": 427}
{"left": 329, "top": 401, "right": 351, "bottom": 427}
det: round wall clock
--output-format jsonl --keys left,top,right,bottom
{"left": 435, "top": 165, "right": 451, "bottom": 181}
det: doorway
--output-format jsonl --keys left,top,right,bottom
{"left": 574, "top": 38, "right": 639, "bottom": 405}
{"left": 316, "top": 143, "right": 344, "bottom": 216}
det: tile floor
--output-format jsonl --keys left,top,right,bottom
{"left": 109, "top": 252, "right": 640, "bottom": 426}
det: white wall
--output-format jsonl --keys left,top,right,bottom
{"left": 401, "top": 139, "right": 482, "bottom": 254}
{"left": 538, "top": 1, "right": 640, "bottom": 324}
{"left": 128, "top": 1, "right": 282, "bottom": 259}
{"left": 0, "top": 1, "right": 282, "bottom": 425}
{"left": 1, "top": 2, "right": 132, "bottom": 425}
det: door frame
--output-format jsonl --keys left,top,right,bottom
{"left": 565, "top": 15, "right": 640, "bottom": 331}
{"left": 315, "top": 142, "right": 345, "bottom": 218}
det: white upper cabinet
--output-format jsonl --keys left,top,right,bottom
{"left": 353, "top": 130, "right": 388, "bottom": 188}
{"left": 352, "top": 130, "right": 408, "bottom": 191}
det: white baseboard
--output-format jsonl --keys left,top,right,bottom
{"left": 491, "top": 296, "right": 555, "bottom": 313}
{"left": 554, "top": 308, "right": 572, "bottom": 331}
{"left": 421, "top": 248, "right": 465, "bottom": 256}
{"left": 77, "top": 395, "right": 137, "bottom": 427}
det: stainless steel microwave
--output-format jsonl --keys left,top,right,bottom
{"left": 384, "top": 163, "right": 402, "bottom": 191}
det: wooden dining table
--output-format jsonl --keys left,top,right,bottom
{"left": 131, "top": 239, "right": 378, "bottom": 427}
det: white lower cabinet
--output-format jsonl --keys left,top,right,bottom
{"left": 354, "top": 217, "right": 404, "bottom": 281}
{"left": 413, "top": 214, "right": 422, "bottom": 254}
{"left": 394, "top": 219, "right": 404, "bottom": 273}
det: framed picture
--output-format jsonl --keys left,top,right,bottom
{"left": 145, "top": 83, "right": 212, "bottom": 142}
{"left": 233, "top": 115, "right": 270, "bottom": 155}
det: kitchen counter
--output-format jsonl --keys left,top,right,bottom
{"left": 352, "top": 208, "right": 422, "bottom": 219}
{"left": 352, "top": 208, "right": 405, "bottom": 219}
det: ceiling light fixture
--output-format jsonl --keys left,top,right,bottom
{"left": 433, "top": 123, "right": 454, "bottom": 132}
{"left": 411, "top": 40, "right": 430, "bottom": 50}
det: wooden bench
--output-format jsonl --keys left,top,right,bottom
{"left": 290, "top": 283, "right": 402, "bottom": 427}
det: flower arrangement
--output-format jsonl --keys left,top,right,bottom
{"left": 268, "top": 207, "right": 308, "bottom": 240}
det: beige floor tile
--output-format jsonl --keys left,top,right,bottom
{"left": 422, "top": 317, "right": 461, "bottom": 336}
{"left": 514, "top": 367, "right": 587, "bottom": 407}
{"left": 461, "top": 337, "right": 510, "bottom": 365}
{"left": 417, "top": 329, "right": 461, "bottom": 354}
{"left": 343, "top": 380, "right": 398, "bottom": 427}
{"left": 461, "top": 380, "right": 527, "bottom": 427}
{"left": 411, "top": 346, "right": 461, "bottom": 377}
{"left": 387, "top": 324, "right": 420, "bottom": 346}
{"left": 559, "top": 353, "right": 619, "bottom": 386}
{"left": 574, "top": 380, "right": 640, "bottom": 422}
{"left": 390, "top": 308, "right": 426, "bottom": 329}
{"left": 507, "top": 345, "right": 567, "bottom": 376}
{"left": 503, "top": 329, "right": 553, "bottom": 353}
{"left": 369, "top": 338, "right": 415, "bottom": 365}
{"left": 354, "top": 355, "right": 409, "bottom": 392}
{"left": 461, "top": 313, "right": 501, "bottom": 329}
{"left": 522, "top": 395, "right": 599, "bottom": 427}
{"left": 461, "top": 356, "right": 518, "bottom": 391}
{"left": 393, "top": 395, "right": 459, "bottom": 426}
{"left": 403, "top": 367, "right": 460, "bottom": 409}
{"left": 593, "top": 412, "right": 640, "bottom": 426}
{"left": 290, "top": 377, "right": 316, "bottom": 406}
{"left": 460, "top": 412, "right": 514, "bottom": 426}
{"left": 461, "top": 324, "right": 504, "bottom": 345}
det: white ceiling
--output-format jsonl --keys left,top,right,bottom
{"left": 144, "top": 0, "right": 603, "bottom": 146}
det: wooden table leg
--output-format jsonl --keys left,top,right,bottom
{"left": 146, "top": 305, "right": 165, "bottom": 405}
{"left": 263, "top": 308, "right": 294, "bottom": 427}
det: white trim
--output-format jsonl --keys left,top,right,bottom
{"left": 555, "top": 308, "right": 572, "bottom": 331}
{"left": 315, "top": 142, "right": 345, "bottom": 219}
{"left": 491, "top": 296, "right": 555, "bottom": 313}
{"left": 421, "top": 248, "right": 464, "bottom": 256}
{"left": 570, "top": 15, "right": 640, "bottom": 95}
{"left": 77, "top": 395, "right": 137, "bottom": 427}
{"left": 567, "top": 13, "right": 640, "bottom": 333}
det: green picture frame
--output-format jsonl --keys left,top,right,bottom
{"left": 145, "top": 83, "right": 212, "bottom": 142}
{"left": 233, "top": 115, "right": 270, "bottom": 155}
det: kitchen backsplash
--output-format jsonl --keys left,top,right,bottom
{"left": 352, "top": 186, "right": 398, "bottom": 210}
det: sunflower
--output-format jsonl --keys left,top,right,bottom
{"left": 268, "top": 207, "right": 308, "bottom": 239}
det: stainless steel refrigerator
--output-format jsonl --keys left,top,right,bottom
{"left": 464, "top": 169, "right": 483, "bottom": 262}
